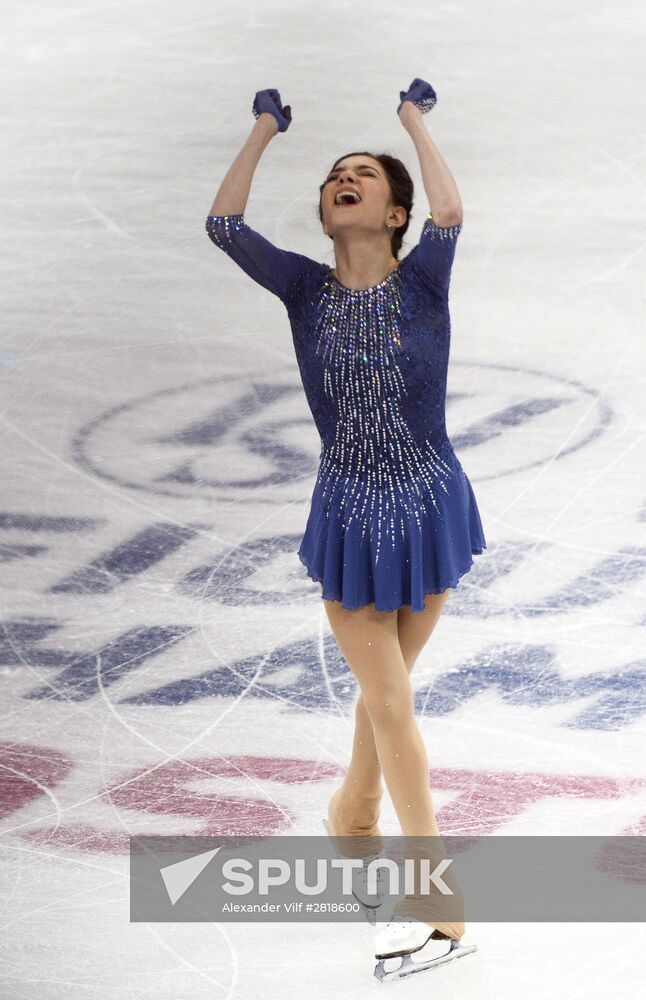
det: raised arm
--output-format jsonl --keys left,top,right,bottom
{"left": 206, "top": 99, "right": 312, "bottom": 303}
{"left": 209, "top": 113, "right": 278, "bottom": 216}
{"left": 398, "top": 102, "right": 463, "bottom": 226}
{"left": 394, "top": 84, "right": 463, "bottom": 297}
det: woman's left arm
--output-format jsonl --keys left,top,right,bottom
{"left": 399, "top": 104, "right": 463, "bottom": 227}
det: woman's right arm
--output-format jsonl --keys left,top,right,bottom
{"left": 205, "top": 110, "right": 312, "bottom": 303}
{"left": 209, "top": 114, "right": 278, "bottom": 216}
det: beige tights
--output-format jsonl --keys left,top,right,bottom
{"left": 323, "top": 590, "right": 465, "bottom": 939}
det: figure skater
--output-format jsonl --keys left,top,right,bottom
{"left": 205, "top": 77, "right": 486, "bottom": 982}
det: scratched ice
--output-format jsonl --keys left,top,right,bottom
{"left": 1, "top": 1, "right": 645, "bottom": 998}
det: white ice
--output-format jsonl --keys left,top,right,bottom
{"left": 1, "top": 0, "right": 645, "bottom": 997}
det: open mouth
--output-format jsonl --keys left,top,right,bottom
{"left": 335, "top": 191, "right": 362, "bottom": 207}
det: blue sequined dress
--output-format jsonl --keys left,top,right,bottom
{"left": 205, "top": 211, "right": 486, "bottom": 612}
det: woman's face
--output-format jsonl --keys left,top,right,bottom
{"left": 320, "top": 156, "right": 399, "bottom": 239}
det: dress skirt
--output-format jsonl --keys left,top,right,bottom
{"left": 297, "top": 448, "right": 487, "bottom": 613}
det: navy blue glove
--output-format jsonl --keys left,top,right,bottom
{"left": 397, "top": 77, "right": 437, "bottom": 116}
{"left": 252, "top": 89, "right": 292, "bottom": 133}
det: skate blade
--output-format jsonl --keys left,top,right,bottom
{"left": 321, "top": 818, "right": 384, "bottom": 924}
{"left": 374, "top": 938, "right": 477, "bottom": 984}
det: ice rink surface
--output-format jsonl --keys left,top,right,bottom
{"left": 1, "top": 0, "right": 645, "bottom": 996}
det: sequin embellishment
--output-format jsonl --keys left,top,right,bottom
{"left": 205, "top": 213, "right": 244, "bottom": 248}
{"left": 313, "top": 264, "right": 454, "bottom": 564}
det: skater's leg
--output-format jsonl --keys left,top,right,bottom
{"left": 326, "top": 698, "right": 383, "bottom": 838}
{"left": 396, "top": 589, "right": 451, "bottom": 669}
{"left": 323, "top": 596, "right": 464, "bottom": 938}
{"left": 327, "top": 591, "right": 451, "bottom": 836}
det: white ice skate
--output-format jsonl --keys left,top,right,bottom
{"left": 321, "top": 817, "right": 387, "bottom": 924}
{"left": 373, "top": 919, "right": 477, "bottom": 983}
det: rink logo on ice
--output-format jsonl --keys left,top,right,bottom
{"left": 69, "top": 364, "right": 607, "bottom": 499}
{"left": 9, "top": 745, "right": 646, "bottom": 852}
{"left": 13, "top": 614, "right": 646, "bottom": 732}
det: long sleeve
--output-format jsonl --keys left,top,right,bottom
{"left": 406, "top": 213, "right": 462, "bottom": 299}
{"left": 205, "top": 213, "right": 308, "bottom": 304}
